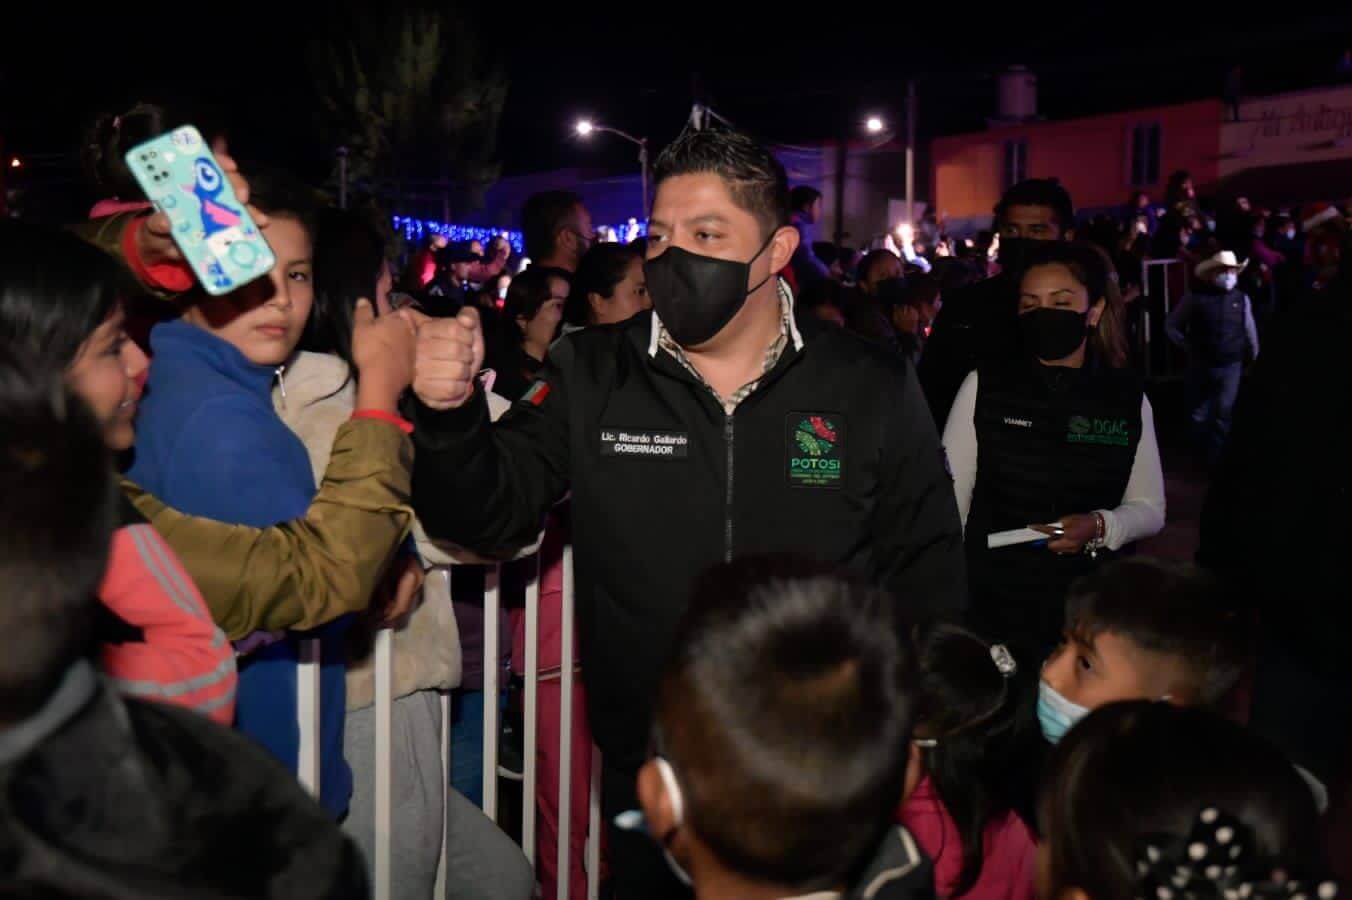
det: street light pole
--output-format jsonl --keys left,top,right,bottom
{"left": 575, "top": 121, "right": 650, "bottom": 220}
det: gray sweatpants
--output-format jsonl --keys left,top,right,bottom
{"left": 343, "top": 690, "right": 535, "bottom": 900}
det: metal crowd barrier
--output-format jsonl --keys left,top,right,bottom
{"left": 296, "top": 542, "right": 603, "bottom": 900}
{"left": 1139, "top": 257, "right": 1188, "bottom": 378}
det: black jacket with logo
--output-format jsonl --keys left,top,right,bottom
{"left": 409, "top": 310, "right": 967, "bottom": 769}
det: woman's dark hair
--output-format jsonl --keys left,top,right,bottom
{"left": 910, "top": 623, "right": 1029, "bottom": 898}
{"left": 81, "top": 102, "right": 169, "bottom": 201}
{"left": 1018, "top": 241, "right": 1128, "bottom": 368}
{"left": 0, "top": 345, "right": 113, "bottom": 723}
{"left": 1040, "top": 702, "right": 1323, "bottom": 900}
{"left": 501, "top": 267, "right": 561, "bottom": 341}
{"left": 564, "top": 242, "right": 641, "bottom": 326}
{"left": 0, "top": 222, "right": 130, "bottom": 367}
{"left": 300, "top": 208, "right": 387, "bottom": 386}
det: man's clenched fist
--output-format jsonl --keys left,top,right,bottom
{"left": 413, "top": 307, "right": 486, "bottom": 411}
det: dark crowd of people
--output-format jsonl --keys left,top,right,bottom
{"left": 0, "top": 99, "right": 1346, "bottom": 900}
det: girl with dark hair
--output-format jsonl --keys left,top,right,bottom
{"left": 81, "top": 102, "right": 167, "bottom": 218}
{"left": 563, "top": 241, "right": 649, "bottom": 327}
{"left": 490, "top": 265, "right": 567, "bottom": 400}
{"left": 0, "top": 221, "right": 235, "bottom": 723}
{"left": 1038, "top": 701, "right": 1332, "bottom": 900}
{"left": 898, "top": 623, "right": 1036, "bottom": 900}
{"left": 273, "top": 208, "right": 535, "bottom": 900}
{"left": 942, "top": 241, "right": 1165, "bottom": 661}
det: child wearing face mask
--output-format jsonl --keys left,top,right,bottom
{"left": 993, "top": 557, "right": 1253, "bottom": 832}
{"left": 1034, "top": 558, "right": 1329, "bottom": 814}
{"left": 1036, "top": 557, "right": 1248, "bottom": 748}
{"left": 630, "top": 555, "right": 936, "bottom": 900}
{"left": 1166, "top": 250, "right": 1260, "bottom": 463}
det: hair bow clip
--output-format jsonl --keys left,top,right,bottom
{"left": 990, "top": 644, "right": 1018, "bottom": 678}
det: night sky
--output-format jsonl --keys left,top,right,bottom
{"left": 3, "top": 5, "right": 1350, "bottom": 210}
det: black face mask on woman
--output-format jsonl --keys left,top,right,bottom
{"left": 1019, "top": 307, "right": 1088, "bottom": 361}
{"left": 644, "top": 233, "right": 775, "bottom": 348}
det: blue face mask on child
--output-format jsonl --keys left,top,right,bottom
{"left": 1038, "top": 680, "right": 1090, "bottom": 744}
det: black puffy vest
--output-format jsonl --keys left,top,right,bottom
{"left": 1188, "top": 289, "right": 1249, "bottom": 366}
{"left": 966, "top": 359, "right": 1143, "bottom": 654}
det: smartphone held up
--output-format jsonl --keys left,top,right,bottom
{"left": 124, "top": 125, "right": 275, "bottom": 296}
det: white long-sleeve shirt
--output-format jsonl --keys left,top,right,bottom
{"left": 942, "top": 371, "right": 1166, "bottom": 551}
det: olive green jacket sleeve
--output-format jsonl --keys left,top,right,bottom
{"left": 122, "top": 418, "right": 415, "bottom": 641}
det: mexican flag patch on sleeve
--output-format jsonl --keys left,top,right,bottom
{"left": 521, "top": 380, "right": 551, "bottom": 407}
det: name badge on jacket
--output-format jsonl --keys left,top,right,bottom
{"left": 600, "top": 429, "right": 689, "bottom": 459}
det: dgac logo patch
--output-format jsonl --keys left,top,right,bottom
{"left": 1066, "top": 415, "right": 1131, "bottom": 447}
{"left": 787, "top": 413, "right": 845, "bottom": 488}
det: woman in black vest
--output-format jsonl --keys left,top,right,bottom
{"left": 942, "top": 242, "right": 1165, "bottom": 662}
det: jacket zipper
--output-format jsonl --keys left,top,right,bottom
{"left": 275, "top": 365, "right": 288, "bottom": 409}
{"left": 724, "top": 414, "right": 735, "bottom": 562}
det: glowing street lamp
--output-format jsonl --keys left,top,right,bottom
{"left": 572, "top": 119, "right": 649, "bottom": 219}
{"left": 865, "top": 115, "right": 886, "bottom": 135}
{"left": 9, "top": 158, "right": 20, "bottom": 169}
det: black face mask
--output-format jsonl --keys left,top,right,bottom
{"left": 1019, "top": 307, "right": 1088, "bottom": 361}
{"left": 644, "top": 236, "right": 774, "bottom": 347}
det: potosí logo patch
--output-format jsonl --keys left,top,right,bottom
{"left": 787, "top": 413, "right": 845, "bottom": 488}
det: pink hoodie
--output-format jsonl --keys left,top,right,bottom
{"left": 897, "top": 776, "right": 1036, "bottom": 900}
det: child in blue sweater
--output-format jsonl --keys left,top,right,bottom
{"left": 127, "top": 174, "right": 358, "bottom": 817}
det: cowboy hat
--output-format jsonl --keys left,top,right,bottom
{"left": 1195, "top": 250, "right": 1249, "bottom": 280}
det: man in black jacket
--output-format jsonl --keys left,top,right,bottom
{"left": 918, "top": 178, "right": 1073, "bottom": 428}
{"left": 407, "top": 127, "right": 965, "bottom": 897}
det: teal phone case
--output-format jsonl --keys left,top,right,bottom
{"left": 123, "top": 125, "right": 275, "bottom": 295}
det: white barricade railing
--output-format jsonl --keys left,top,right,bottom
{"left": 296, "top": 544, "right": 603, "bottom": 899}
{"left": 1140, "top": 257, "right": 1188, "bottom": 378}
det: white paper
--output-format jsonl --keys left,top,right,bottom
{"left": 987, "top": 527, "right": 1053, "bottom": 549}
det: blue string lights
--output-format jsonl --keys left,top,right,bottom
{"left": 391, "top": 215, "right": 646, "bottom": 249}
